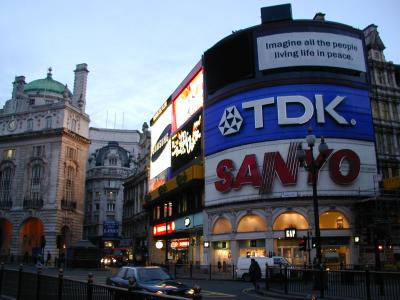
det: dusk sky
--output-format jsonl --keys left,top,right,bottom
{"left": 1, "top": 0, "right": 398, "bottom": 131}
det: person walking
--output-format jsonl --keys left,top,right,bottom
{"left": 46, "top": 251, "right": 51, "bottom": 266}
{"left": 249, "top": 258, "right": 262, "bottom": 291}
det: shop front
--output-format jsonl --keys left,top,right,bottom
{"left": 238, "top": 239, "right": 266, "bottom": 257}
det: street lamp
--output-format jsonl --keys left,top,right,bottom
{"left": 296, "top": 128, "right": 329, "bottom": 267}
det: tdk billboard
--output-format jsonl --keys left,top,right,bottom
{"left": 205, "top": 84, "right": 373, "bottom": 156}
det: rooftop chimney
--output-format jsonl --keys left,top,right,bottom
{"left": 72, "top": 63, "right": 89, "bottom": 112}
{"left": 261, "top": 4, "right": 292, "bottom": 24}
{"left": 313, "top": 13, "right": 326, "bottom": 21}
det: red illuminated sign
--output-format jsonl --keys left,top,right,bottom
{"left": 152, "top": 221, "right": 176, "bottom": 237}
{"left": 215, "top": 143, "right": 361, "bottom": 193}
{"left": 170, "top": 239, "right": 190, "bottom": 249}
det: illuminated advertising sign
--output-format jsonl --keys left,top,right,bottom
{"left": 204, "top": 84, "right": 374, "bottom": 156}
{"left": 152, "top": 221, "right": 176, "bottom": 237}
{"left": 257, "top": 32, "right": 366, "bottom": 72}
{"left": 205, "top": 139, "right": 377, "bottom": 207}
{"left": 172, "top": 69, "right": 203, "bottom": 132}
{"left": 150, "top": 103, "right": 172, "bottom": 192}
{"left": 103, "top": 221, "right": 119, "bottom": 237}
{"left": 171, "top": 112, "right": 202, "bottom": 172}
{"left": 170, "top": 239, "right": 190, "bottom": 249}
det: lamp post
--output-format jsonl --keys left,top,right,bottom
{"left": 296, "top": 128, "right": 329, "bottom": 267}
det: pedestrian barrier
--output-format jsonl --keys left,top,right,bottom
{"left": 0, "top": 263, "right": 194, "bottom": 300}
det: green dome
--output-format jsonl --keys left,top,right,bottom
{"left": 24, "top": 69, "right": 66, "bottom": 94}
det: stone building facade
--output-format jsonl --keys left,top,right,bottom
{"left": 0, "top": 65, "right": 90, "bottom": 260}
{"left": 83, "top": 127, "right": 141, "bottom": 249}
{"left": 122, "top": 123, "right": 150, "bottom": 264}
{"left": 353, "top": 25, "right": 400, "bottom": 267}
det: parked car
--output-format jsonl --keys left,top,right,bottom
{"left": 106, "top": 266, "right": 201, "bottom": 299}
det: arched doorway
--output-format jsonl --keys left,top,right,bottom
{"left": 0, "top": 218, "right": 12, "bottom": 257}
{"left": 320, "top": 210, "right": 351, "bottom": 265}
{"left": 20, "top": 218, "right": 44, "bottom": 259}
{"left": 237, "top": 214, "right": 267, "bottom": 257}
{"left": 212, "top": 217, "right": 232, "bottom": 264}
{"left": 273, "top": 211, "right": 309, "bottom": 265}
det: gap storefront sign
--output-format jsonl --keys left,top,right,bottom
{"left": 204, "top": 84, "right": 377, "bottom": 207}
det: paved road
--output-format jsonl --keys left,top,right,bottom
{"left": 2, "top": 264, "right": 286, "bottom": 299}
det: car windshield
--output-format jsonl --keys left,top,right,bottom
{"left": 137, "top": 267, "right": 172, "bottom": 282}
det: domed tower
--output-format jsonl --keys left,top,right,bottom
{"left": 0, "top": 65, "right": 91, "bottom": 260}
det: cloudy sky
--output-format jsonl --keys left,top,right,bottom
{"left": 1, "top": 0, "right": 398, "bottom": 131}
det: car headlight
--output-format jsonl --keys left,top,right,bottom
{"left": 186, "top": 288, "right": 195, "bottom": 295}
{"left": 156, "top": 290, "right": 166, "bottom": 295}
{"left": 101, "top": 258, "right": 104, "bottom": 263}
{"left": 112, "top": 258, "right": 116, "bottom": 263}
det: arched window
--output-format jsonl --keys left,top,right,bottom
{"left": 30, "top": 164, "right": 43, "bottom": 202}
{"left": 0, "top": 167, "right": 12, "bottom": 202}
{"left": 27, "top": 119, "right": 33, "bottom": 131}
{"left": 71, "top": 119, "right": 77, "bottom": 131}
{"left": 65, "top": 166, "right": 75, "bottom": 201}
{"left": 45, "top": 116, "right": 52, "bottom": 129}
{"left": 237, "top": 214, "right": 267, "bottom": 233}
{"left": 320, "top": 211, "right": 350, "bottom": 229}
{"left": 273, "top": 212, "right": 309, "bottom": 230}
{"left": 212, "top": 217, "right": 232, "bottom": 234}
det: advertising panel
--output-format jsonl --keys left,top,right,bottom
{"left": 152, "top": 221, "right": 176, "bottom": 237}
{"left": 172, "top": 69, "right": 203, "bottom": 133}
{"left": 150, "top": 103, "right": 172, "bottom": 192}
{"left": 171, "top": 111, "right": 202, "bottom": 172}
{"left": 204, "top": 84, "right": 374, "bottom": 156}
{"left": 103, "top": 221, "right": 119, "bottom": 237}
{"left": 257, "top": 32, "right": 366, "bottom": 72}
{"left": 205, "top": 139, "right": 377, "bottom": 207}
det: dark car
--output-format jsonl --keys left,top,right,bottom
{"left": 106, "top": 266, "right": 201, "bottom": 299}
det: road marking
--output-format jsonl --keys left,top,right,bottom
{"left": 202, "top": 289, "right": 236, "bottom": 298}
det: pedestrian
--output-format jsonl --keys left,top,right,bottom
{"left": 249, "top": 258, "right": 262, "bottom": 291}
{"left": 46, "top": 251, "right": 51, "bottom": 266}
{"left": 217, "top": 260, "right": 222, "bottom": 272}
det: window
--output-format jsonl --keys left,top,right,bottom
{"left": 381, "top": 102, "right": 390, "bottom": 120}
{"left": 164, "top": 203, "right": 168, "bottom": 218}
{"left": 65, "top": 166, "right": 74, "bottom": 201}
{"left": 3, "top": 149, "right": 16, "bottom": 160}
{"left": 392, "top": 104, "right": 399, "bottom": 122}
{"left": 168, "top": 202, "right": 173, "bottom": 217}
{"left": 95, "top": 192, "right": 101, "bottom": 200}
{"left": 71, "top": 119, "right": 77, "bottom": 131}
{"left": 107, "top": 202, "right": 115, "bottom": 211}
{"left": 109, "top": 157, "right": 117, "bottom": 165}
{"left": 371, "top": 101, "right": 379, "bottom": 119}
{"left": 29, "top": 99, "right": 35, "bottom": 105}
{"left": 66, "top": 147, "right": 77, "bottom": 160}
{"left": 386, "top": 134, "right": 394, "bottom": 154}
{"left": 27, "top": 119, "right": 33, "bottom": 131}
{"left": 95, "top": 203, "right": 100, "bottom": 210}
{"left": 32, "top": 145, "right": 45, "bottom": 157}
{"left": 156, "top": 205, "right": 161, "bottom": 220}
{"left": 107, "top": 191, "right": 115, "bottom": 200}
{"left": 0, "top": 167, "right": 12, "bottom": 202}
{"left": 179, "top": 196, "right": 187, "bottom": 214}
{"left": 30, "top": 164, "right": 43, "bottom": 201}
{"left": 46, "top": 117, "right": 52, "bottom": 129}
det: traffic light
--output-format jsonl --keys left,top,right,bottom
{"left": 299, "top": 236, "right": 307, "bottom": 251}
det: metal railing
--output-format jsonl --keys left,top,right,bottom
{"left": 23, "top": 198, "right": 43, "bottom": 209}
{"left": 264, "top": 264, "right": 400, "bottom": 300}
{"left": 0, "top": 263, "right": 193, "bottom": 300}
